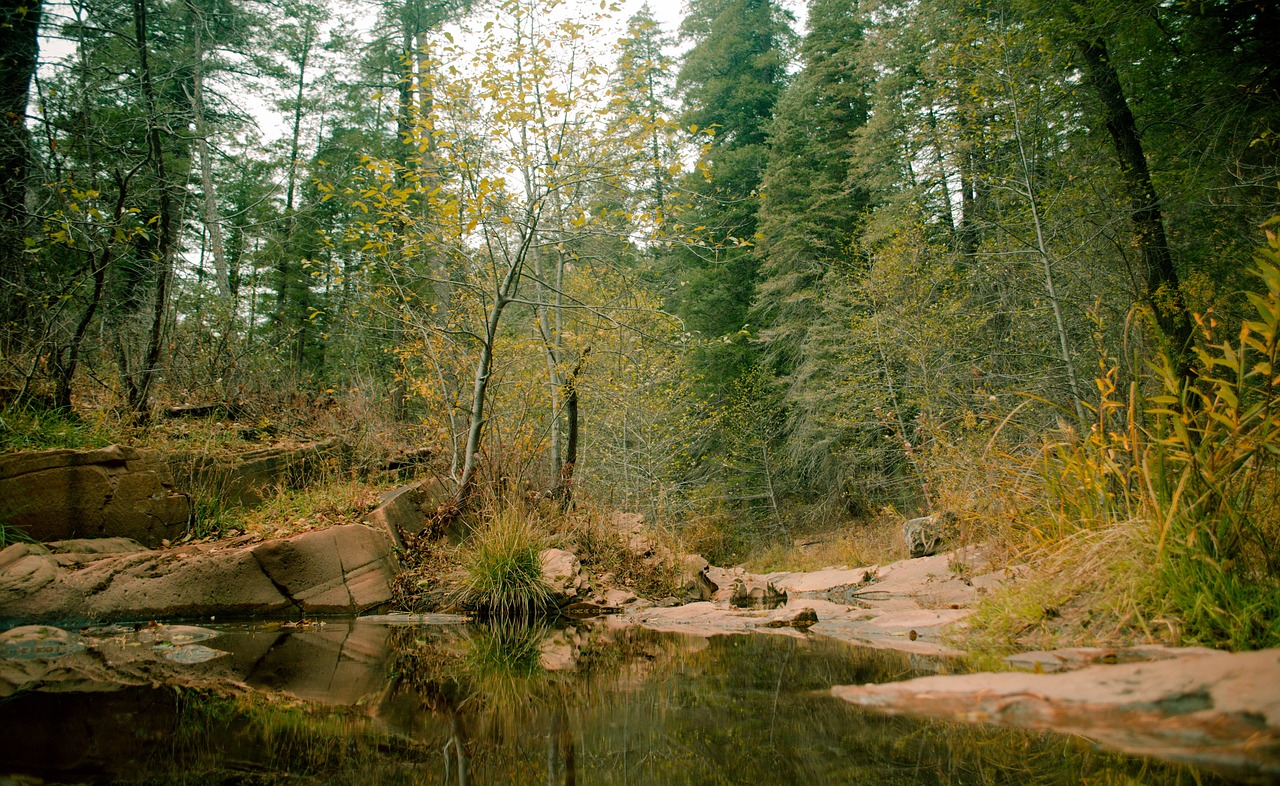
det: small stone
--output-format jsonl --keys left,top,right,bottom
{"left": 761, "top": 607, "right": 819, "bottom": 629}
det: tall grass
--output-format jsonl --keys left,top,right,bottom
{"left": 1005, "top": 228, "right": 1280, "bottom": 651}
{"left": 0, "top": 403, "right": 116, "bottom": 451}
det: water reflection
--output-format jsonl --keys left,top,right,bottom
{"left": 0, "top": 620, "right": 1251, "bottom": 784}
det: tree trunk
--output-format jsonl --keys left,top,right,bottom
{"left": 446, "top": 226, "right": 532, "bottom": 519}
{"left": 185, "top": 0, "right": 229, "bottom": 297}
{"left": 52, "top": 172, "right": 130, "bottom": 411}
{"left": 0, "top": 0, "right": 41, "bottom": 340}
{"left": 130, "top": 0, "right": 178, "bottom": 421}
{"left": 1077, "top": 37, "right": 1195, "bottom": 380}
{"left": 552, "top": 346, "right": 589, "bottom": 506}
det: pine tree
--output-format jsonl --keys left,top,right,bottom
{"left": 665, "top": 0, "right": 794, "bottom": 385}
{"left": 750, "top": 0, "right": 870, "bottom": 486}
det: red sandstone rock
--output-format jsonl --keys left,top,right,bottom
{"left": 832, "top": 648, "right": 1280, "bottom": 777}
{"left": 0, "top": 524, "right": 399, "bottom": 625}
{"left": 0, "top": 445, "right": 190, "bottom": 547}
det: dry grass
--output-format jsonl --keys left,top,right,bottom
{"left": 554, "top": 502, "right": 682, "bottom": 599}
{"left": 229, "top": 479, "right": 391, "bottom": 540}
{"left": 742, "top": 508, "right": 912, "bottom": 573}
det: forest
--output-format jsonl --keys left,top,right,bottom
{"left": 1, "top": 0, "right": 1278, "bottom": 649}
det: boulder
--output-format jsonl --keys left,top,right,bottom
{"left": 902, "top": 511, "right": 958, "bottom": 559}
{"left": 539, "top": 548, "right": 586, "bottom": 602}
{"left": 363, "top": 477, "right": 455, "bottom": 547}
{"left": 678, "top": 554, "right": 717, "bottom": 602}
{"left": 0, "top": 524, "right": 399, "bottom": 625}
{"left": 0, "top": 445, "right": 190, "bottom": 547}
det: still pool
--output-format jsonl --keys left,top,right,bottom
{"left": 0, "top": 619, "right": 1249, "bottom": 784}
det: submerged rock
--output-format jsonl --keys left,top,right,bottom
{"left": 0, "top": 625, "right": 85, "bottom": 660}
{"left": 161, "top": 644, "right": 228, "bottom": 664}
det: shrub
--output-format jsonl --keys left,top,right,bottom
{"left": 452, "top": 508, "right": 555, "bottom": 619}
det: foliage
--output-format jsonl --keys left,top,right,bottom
{"left": 452, "top": 507, "right": 555, "bottom": 619}
{"left": 972, "top": 227, "right": 1280, "bottom": 651}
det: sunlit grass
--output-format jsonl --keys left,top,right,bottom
{"left": 0, "top": 403, "right": 116, "bottom": 452}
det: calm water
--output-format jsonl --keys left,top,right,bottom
{"left": 0, "top": 619, "right": 1247, "bottom": 784}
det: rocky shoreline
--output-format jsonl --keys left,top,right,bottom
{"left": 4, "top": 444, "right": 1279, "bottom": 779}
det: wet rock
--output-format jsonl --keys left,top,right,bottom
{"left": 135, "top": 624, "right": 221, "bottom": 646}
{"left": 679, "top": 554, "right": 717, "bottom": 602}
{"left": 0, "top": 524, "right": 399, "bottom": 625}
{"left": 759, "top": 607, "right": 819, "bottom": 629}
{"left": 730, "top": 576, "right": 787, "bottom": 609}
{"left": 0, "top": 445, "right": 190, "bottom": 547}
{"left": 902, "top": 512, "right": 958, "bottom": 559}
{"left": 0, "top": 625, "right": 85, "bottom": 660}
{"left": 161, "top": 644, "right": 227, "bottom": 664}
{"left": 833, "top": 648, "right": 1280, "bottom": 778}
{"left": 540, "top": 548, "right": 586, "bottom": 602}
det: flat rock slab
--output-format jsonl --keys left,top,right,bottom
{"left": 627, "top": 546, "right": 1015, "bottom": 656}
{"left": 0, "top": 523, "right": 399, "bottom": 626}
{"left": 833, "top": 648, "right": 1280, "bottom": 778}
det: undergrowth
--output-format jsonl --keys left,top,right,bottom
{"left": 962, "top": 225, "right": 1280, "bottom": 653}
{"left": 0, "top": 403, "right": 116, "bottom": 452}
{"left": 558, "top": 504, "right": 682, "bottom": 600}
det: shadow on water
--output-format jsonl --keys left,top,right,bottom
{"left": 0, "top": 619, "right": 1254, "bottom": 784}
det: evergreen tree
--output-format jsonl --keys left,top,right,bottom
{"left": 664, "top": 0, "right": 793, "bottom": 386}
{"left": 610, "top": 3, "right": 680, "bottom": 231}
{"left": 752, "top": 0, "right": 870, "bottom": 487}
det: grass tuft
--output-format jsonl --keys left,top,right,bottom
{"left": 452, "top": 508, "right": 555, "bottom": 619}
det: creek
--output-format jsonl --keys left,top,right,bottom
{"left": 0, "top": 618, "right": 1247, "bottom": 784}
